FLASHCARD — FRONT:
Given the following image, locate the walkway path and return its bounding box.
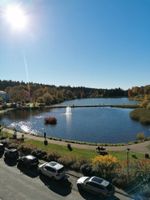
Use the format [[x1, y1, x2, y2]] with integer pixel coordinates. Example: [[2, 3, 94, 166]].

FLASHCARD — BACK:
[[2, 127, 150, 154]]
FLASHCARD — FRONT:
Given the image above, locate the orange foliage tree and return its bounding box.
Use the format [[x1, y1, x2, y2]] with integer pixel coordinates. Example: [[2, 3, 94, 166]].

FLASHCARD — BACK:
[[92, 155, 119, 179]]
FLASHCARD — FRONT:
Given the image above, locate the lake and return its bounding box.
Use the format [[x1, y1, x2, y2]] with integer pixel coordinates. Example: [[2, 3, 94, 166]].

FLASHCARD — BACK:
[[0, 98, 150, 143]]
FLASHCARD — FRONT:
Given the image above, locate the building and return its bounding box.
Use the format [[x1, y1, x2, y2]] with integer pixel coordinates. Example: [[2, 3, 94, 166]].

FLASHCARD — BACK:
[[0, 91, 9, 102]]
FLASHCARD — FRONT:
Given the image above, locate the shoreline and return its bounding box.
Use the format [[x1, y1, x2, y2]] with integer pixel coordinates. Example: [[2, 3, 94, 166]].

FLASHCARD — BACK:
[[20, 104, 140, 109], [1, 126, 150, 153], [0, 125, 141, 146], [0, 108, 16, 114], [0, 102, 139, 112]]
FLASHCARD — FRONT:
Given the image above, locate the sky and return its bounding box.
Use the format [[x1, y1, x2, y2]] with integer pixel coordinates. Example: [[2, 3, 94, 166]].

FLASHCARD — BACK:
[[0, 0, 150, 89]]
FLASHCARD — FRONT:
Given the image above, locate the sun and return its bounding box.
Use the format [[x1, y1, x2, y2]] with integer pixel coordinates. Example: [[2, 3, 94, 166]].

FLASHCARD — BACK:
[[4, 4, 28, 31]]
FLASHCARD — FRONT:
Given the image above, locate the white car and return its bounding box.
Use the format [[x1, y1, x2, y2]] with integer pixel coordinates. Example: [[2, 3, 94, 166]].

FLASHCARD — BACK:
[[77, 176, 115, 197], [39, 161, 66, 180]]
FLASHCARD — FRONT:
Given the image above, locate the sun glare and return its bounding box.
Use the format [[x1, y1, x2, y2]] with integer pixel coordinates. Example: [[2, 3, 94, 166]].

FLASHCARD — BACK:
[[4, 4, 28, 31]]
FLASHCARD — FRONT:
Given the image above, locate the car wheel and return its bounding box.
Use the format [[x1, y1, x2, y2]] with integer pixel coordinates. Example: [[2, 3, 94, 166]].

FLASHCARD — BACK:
[[38, 169, 42, 175], [18, 160, 23, 167]]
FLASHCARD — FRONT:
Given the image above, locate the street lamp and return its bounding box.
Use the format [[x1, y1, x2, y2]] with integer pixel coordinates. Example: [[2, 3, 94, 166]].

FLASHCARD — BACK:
[[126, 148, 130, 182]]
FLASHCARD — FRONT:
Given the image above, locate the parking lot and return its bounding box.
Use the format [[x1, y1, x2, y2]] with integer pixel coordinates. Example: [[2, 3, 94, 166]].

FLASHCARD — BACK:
[[0, 154, 134, 200]]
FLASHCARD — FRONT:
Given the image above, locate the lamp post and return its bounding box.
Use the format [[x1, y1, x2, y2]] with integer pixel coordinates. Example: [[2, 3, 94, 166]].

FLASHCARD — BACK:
[[44, 132, 48, 146], [126, 148, 130, 182]]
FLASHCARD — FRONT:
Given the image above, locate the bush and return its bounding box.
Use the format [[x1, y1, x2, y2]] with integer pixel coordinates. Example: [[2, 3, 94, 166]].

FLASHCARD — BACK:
[[133, 159, 150, 176], [140, 116, 150, 125], [80, 163, 93, 176], [46, 152, 60, 161], [112, 174, 128, 188], [18, 145, 32, 155], [71, 159, 88, 171], [136, 133, 145, 141], [44, 117, 57, 125], [31, 149, 47, 159], [58, 156, 76, 168], [92, 155, 119, 179], [130, 108, 150, 125], [8, 143, 19, 149]]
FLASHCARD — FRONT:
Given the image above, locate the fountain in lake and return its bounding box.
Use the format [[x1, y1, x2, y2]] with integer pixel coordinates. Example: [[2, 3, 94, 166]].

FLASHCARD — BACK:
[[65, 106, 72, 115]]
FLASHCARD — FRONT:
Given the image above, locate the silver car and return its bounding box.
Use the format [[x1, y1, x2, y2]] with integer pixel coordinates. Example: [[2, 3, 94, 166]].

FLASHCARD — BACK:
[[77, 176, 115, 197], [39, 161, 66, 180]]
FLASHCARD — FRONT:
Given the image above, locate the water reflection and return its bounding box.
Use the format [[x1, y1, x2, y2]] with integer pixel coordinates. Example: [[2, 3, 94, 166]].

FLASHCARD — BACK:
[[1, 108, 49, 120], [65, 111, 72, 134], [65, 106, 72, 115]]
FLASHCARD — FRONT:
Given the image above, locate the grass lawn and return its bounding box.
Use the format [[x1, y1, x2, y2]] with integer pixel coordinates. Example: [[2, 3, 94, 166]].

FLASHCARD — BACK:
[[24, 139, 96, 160], [24, 139, 144, 161], [0, 130, 145, 161]]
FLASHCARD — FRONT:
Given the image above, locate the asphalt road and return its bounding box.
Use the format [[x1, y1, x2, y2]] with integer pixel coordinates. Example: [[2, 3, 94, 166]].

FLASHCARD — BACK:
[[0, 158, 133, 200]]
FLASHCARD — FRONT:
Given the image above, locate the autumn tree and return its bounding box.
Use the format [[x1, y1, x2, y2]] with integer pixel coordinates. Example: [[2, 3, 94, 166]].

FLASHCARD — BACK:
[[92, 155, 119, 179]]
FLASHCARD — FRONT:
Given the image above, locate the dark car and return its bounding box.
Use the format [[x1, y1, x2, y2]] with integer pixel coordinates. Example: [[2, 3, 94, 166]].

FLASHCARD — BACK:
[[18, 155, 39, 168], [4, 148, 19, 160], [0, 143, 4, 154]]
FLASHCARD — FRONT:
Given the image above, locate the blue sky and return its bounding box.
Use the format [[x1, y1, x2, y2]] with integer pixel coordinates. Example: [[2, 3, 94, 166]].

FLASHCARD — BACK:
[[0, 0, 150, 89]]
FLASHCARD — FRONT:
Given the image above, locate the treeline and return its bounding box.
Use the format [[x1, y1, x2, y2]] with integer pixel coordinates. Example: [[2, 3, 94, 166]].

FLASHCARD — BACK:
[[128, 85, 150, 108], [129, 85, 150, 125], [0, 80, 127, 104], [128, 85, 150, 99]]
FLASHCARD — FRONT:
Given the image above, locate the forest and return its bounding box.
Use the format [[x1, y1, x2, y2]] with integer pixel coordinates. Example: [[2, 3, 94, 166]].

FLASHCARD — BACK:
[[0, 80, 127, 104], [129, 85, 150, 125], [128, 85, 150, 108]]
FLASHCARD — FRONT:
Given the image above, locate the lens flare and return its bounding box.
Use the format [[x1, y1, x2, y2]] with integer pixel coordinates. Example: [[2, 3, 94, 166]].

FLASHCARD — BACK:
[[4, 4, 28, 31]]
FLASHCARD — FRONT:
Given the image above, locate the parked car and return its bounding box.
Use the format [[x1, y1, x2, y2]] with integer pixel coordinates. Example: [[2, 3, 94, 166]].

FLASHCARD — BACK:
[[18, 155, 39, 168], [0, 143, 4, 154], [39, 161, 66, 180], [4, 148, 19, 160], [77, 176, 115, 197]]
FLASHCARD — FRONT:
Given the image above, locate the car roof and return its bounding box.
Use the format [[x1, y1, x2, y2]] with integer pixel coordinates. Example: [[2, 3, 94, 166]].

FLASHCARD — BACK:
[[6, 148, 17, 152], [24, 155, 37, 160], [46, 161, 64, 170], [89, 176, 110, 187]]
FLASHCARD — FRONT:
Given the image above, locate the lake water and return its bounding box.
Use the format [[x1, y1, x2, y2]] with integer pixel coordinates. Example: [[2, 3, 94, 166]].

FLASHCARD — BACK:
[[0, 98, 150, 143]]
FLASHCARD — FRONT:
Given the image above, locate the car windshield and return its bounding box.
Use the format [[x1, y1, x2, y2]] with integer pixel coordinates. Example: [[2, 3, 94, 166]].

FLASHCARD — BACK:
[[85, 178, 90, 183], [91, 177, 103, 184], [57, 167, 64, 173], [31, 158, 38, 163]]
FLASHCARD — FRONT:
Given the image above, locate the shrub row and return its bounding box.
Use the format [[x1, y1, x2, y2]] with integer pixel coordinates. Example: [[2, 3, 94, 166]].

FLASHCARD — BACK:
[[130, 108, 150, 125], [18, 145, 89, 172]]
